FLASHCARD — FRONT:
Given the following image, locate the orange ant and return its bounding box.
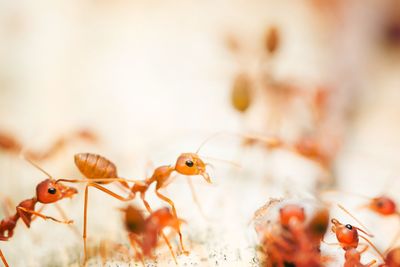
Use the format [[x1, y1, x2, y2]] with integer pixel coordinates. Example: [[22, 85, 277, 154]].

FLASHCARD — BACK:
[[56, 134, 236, 263], [121, 205, 182, 265], [326, 205, 386, 266], [0, 158, 78, 267], [258, 202, 330, 267], [0, 129, 97, 161]]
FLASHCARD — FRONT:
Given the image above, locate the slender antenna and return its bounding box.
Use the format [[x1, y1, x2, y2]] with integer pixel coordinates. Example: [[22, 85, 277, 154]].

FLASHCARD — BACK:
[[337, 204, 373, 237], [200, 155, 241, 168], [20, 153, 52, 178], [359, 235, 385, 262], [195, 132, 225, 154]]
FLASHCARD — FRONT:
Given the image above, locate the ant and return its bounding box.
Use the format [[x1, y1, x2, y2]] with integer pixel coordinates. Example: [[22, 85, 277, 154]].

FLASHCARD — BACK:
[[0, 158, 78, 267], [0, 129, 97, 161], [258, 202, 330, 267], [57, 135, 234, 263], [326, 205, 386, 266], [121, 205, 182, 265]]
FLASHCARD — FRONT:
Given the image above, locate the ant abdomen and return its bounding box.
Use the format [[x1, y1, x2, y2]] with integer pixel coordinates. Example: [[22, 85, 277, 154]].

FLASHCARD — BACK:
[[74, 153, 118, 183]]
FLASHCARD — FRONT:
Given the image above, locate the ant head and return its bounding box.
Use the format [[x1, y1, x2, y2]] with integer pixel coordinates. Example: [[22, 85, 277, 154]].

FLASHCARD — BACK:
[[386, 247, 400, 266], [175, 153, 211, 183], [279, 204, 305, 227], [36, 179, 78, 204], [331, 219, 359, 249], [344, 248, 361, 261], [123, 205, 145, 234], [369, 196, 397, 216]]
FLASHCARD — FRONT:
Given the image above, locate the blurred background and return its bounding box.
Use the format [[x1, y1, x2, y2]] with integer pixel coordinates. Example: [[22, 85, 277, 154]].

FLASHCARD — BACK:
[[1, 0, 400, 266]]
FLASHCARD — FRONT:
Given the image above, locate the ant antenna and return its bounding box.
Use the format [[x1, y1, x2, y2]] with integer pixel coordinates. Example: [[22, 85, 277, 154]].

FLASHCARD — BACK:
[[195, 132, 225, 154], [359, 235, 385, 262], [19, 153, 52, 178], [337, 204, 373, 237], [199, 155, 241, 168]]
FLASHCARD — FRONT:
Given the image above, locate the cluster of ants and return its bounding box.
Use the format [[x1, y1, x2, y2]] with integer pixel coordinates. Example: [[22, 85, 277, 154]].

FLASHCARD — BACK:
[[0, 27, 396, 267], [0, 129, 219, 266], [253, 196, 400, 267]]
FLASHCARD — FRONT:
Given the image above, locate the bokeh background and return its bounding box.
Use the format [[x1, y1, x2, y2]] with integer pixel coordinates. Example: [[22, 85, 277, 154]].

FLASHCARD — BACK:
[[1, 0, 400, 266]]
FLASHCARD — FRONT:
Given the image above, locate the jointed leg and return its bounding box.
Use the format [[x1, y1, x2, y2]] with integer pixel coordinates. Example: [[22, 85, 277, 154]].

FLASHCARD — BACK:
[[129, 234, 145, 266], [83, 183, 134, 264], [54, 203, 80, 238], [0, 249, 9, 267], [186, 177, 208, 219], [31, 205, 45, 222], [141, 194, 177, 264], [155, 189, 188, 255], [17, 207, 72, 224]]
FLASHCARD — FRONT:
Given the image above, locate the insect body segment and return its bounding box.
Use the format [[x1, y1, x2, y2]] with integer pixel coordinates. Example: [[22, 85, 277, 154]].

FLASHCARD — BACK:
[[0, 175, 77, 266]]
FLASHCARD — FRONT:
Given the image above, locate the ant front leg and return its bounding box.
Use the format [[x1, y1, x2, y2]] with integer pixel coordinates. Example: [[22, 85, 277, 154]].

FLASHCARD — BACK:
[[155, 189, 188, 255], [0, 249, 9, 267], [17, 207, 73, 224]]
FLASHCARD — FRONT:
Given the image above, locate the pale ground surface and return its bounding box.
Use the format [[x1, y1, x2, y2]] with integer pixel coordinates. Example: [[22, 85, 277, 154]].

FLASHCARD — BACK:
[[0, 1, 400, 266]]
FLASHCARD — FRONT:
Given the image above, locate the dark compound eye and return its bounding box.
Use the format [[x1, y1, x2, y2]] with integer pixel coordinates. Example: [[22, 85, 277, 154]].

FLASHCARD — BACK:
[[48, 187, 57, 194], [345, 224, 353, 230], [185, 160, 194, 167], [376, 201, 384, 208]]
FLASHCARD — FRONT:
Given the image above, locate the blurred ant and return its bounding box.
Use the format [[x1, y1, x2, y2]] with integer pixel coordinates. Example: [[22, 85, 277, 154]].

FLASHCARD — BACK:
[[381, 247, 400, 267], [0, 158, 78, 267], [0, 129, 97, 161], [257, 202, 330, 267], [121, 205, 182, 265]]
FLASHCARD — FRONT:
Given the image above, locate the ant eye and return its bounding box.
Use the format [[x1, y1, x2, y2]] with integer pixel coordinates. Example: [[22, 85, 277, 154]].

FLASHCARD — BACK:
[[345, 224, 353, 230], [185, 160, 194, 167], [377, 201, 384, 208], [48, 188, 57, 194]]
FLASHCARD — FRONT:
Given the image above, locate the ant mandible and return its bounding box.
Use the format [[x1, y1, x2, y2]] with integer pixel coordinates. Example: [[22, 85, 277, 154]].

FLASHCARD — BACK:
[[0, 158, 77, 267]]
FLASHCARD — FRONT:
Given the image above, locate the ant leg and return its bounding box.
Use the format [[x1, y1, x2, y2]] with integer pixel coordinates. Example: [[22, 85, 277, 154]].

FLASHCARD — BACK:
[[185, 177, 208, 219], [155, 189, 188, 255], [17, 207, 73, 224], [82, 183, 134, 264], [0, 249, 9, 267], [359, 235, 385, 262], [31, 205, 46, 222], [128, 234, 145, 266], [54, 203, 80, 238], [365, 260, 377, 266], [141, 194, 178, 264]]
